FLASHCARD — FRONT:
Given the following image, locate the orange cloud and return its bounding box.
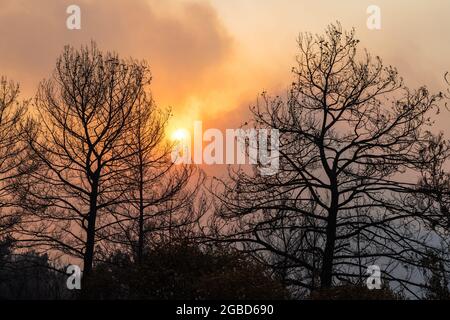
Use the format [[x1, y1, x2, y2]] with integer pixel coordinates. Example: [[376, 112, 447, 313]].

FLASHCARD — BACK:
[[0, 0, 241, 127]]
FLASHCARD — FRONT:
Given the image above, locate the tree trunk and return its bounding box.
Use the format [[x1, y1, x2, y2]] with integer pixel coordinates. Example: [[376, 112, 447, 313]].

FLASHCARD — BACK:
[[320, 184, 338, 289], [137, 182, 144, 264], [83, 177, 99, 282], [137, 148, 145, 264]]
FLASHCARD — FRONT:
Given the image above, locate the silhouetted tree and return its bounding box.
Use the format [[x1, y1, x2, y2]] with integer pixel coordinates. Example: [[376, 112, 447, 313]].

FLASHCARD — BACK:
[[17, 43, 149, 282], [0, 77, 28, 239], [0, 236, 69, 299], [213, 23, 445, 297], [0, 248, 68, 300], [409, 133, 450, 231], [101, 93, 206, 263], [409, 128, 450, 298], [421, 252, 450, 300]]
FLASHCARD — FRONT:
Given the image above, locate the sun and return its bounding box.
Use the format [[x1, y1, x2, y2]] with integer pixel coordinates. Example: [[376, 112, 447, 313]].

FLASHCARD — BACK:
[[171, 128, 189, 141]]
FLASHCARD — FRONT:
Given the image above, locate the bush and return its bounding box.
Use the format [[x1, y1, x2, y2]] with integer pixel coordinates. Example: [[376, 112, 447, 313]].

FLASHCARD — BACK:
[[85, 243, 289, 300]]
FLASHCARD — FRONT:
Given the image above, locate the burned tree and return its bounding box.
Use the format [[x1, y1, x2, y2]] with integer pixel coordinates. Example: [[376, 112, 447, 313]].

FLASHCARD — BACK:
[[0, 77, 27, 239], [17, 43, 149, 279], [214, 23, 445, 297], [101, 93, 205, 263]]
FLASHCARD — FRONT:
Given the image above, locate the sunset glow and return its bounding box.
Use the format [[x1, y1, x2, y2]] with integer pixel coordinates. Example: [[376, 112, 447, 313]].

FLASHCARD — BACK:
[[1, 0, 450, 306], [171, 128, 190, 141]]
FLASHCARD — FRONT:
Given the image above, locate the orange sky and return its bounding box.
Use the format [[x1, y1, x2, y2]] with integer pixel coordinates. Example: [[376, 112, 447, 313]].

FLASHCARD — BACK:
[[1, 0, 450, 138]]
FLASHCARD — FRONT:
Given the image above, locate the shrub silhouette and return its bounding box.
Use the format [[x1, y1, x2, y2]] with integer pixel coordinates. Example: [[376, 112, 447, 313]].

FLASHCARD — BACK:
[[85, 243, 288, 300]]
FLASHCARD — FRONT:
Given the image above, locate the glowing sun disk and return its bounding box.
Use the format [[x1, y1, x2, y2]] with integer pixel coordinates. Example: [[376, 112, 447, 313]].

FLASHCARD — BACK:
[[171, 128, 189, 141]]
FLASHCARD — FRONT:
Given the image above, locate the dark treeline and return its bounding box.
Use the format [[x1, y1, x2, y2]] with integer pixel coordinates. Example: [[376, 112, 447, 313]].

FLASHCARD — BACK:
[[0, 23, 449, 300]]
